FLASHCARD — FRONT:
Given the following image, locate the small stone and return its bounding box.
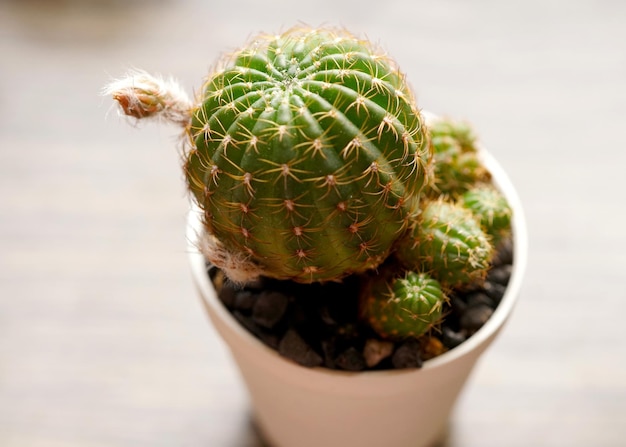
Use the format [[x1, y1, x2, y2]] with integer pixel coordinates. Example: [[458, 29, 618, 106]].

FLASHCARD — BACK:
[[392, 339, 423, 369], [421, 336, 447, 360], [232, 311, 280, 349], [334, 347, 367, 371], [252, 291, 289, 329], [441, 327, 466, 349], [278, 329, 323, 367], [487, 264, 512, 286], [449, 294, 468, 315], [459, 304, 494, 334], [233, 290, 256, 312], [317, 304, 338, 326], [465, 292, 495, 308], [493, 238, 513, 265], [321, 337, 338, 369], [218, 281, 237, 309], [363, 338, 395, 368], [482, 281, 507, 303]]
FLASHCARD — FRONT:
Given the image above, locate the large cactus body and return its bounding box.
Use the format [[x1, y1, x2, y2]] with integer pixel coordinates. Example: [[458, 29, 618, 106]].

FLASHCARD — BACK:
[[185, 28, 431, 283]]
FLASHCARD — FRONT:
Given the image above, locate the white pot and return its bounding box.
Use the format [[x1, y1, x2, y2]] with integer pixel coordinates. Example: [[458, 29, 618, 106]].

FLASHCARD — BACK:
[[187, 150, 528, 447]]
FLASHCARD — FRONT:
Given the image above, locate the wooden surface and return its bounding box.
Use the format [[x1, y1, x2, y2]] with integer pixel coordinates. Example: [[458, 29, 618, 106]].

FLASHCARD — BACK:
[[1, 0, 625, 446]]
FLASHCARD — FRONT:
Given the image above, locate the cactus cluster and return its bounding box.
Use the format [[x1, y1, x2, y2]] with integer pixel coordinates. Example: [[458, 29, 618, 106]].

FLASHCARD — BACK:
[[106, 26, 512, 345]]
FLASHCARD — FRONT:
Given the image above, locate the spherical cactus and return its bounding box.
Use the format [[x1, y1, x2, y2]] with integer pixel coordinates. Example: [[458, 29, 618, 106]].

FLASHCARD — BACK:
[[183, 27, 432, 283], [428, 116, 477, 152], [360, 271, 446, 340], [395, 199, 494, 288], [460, 184, 512, 244], [423, 116, 489, 198]]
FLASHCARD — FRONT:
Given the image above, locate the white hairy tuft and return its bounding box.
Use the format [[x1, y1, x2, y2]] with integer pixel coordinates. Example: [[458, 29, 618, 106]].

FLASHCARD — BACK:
[[198, 231, 265, 285], [104, 69, 192, 127]]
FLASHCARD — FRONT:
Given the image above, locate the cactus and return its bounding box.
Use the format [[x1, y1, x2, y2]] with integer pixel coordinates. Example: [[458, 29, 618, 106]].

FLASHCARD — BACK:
[[360, 271, 446, 340], [395, 199, 494, 288], [428, 116, 477, 153], [105, 26, 513, 348], [460, 184, 512, 243], [183, 27, 432, 283], [424, 116, 489, 198]]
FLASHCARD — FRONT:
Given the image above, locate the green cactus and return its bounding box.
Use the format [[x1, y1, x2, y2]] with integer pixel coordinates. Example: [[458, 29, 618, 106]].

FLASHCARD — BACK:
[[361, 271, 446, 340], [395, 199, 494, 288], [106, 26, 514, 347], [425, 117, 489, 198], [429, 117, 477, 152], [460, 184, 512, 244], [182, 27, 431, 283]]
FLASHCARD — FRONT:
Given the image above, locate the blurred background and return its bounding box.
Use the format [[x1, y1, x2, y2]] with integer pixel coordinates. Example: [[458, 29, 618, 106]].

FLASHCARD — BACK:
[[1, 0, 625, 445]]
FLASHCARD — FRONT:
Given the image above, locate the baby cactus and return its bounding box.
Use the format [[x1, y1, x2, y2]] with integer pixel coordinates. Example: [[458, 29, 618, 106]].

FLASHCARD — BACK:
[[395, 199, 494, 288], [460, 184, 512, 243], [361, 271, 446, 340], [428, 116, 477, 153], [424, 116, 489, 198]]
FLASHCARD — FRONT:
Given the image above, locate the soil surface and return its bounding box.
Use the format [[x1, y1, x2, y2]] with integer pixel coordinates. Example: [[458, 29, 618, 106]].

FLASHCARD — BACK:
[[209, 239, 513, 371]]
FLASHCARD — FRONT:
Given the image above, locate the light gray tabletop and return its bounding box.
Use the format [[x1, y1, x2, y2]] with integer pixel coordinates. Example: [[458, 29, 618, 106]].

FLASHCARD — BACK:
[[1, 0, 625, 446]]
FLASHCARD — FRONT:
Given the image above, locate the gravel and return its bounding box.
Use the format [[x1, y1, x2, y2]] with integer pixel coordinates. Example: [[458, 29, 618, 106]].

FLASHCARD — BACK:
[[211, 241, 514, 371]]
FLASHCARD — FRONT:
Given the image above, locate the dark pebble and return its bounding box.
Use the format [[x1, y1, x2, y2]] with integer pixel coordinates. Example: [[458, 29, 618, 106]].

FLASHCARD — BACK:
[[278, 329, 324, 368], [465, 292, 496, 309], [441, 327, 467, 349], [392, 339, 423, 369], [334, 346, 367, 371], [482, 281, 507, 303], [321, 337, 338, 369], [218, 282, 237, 309], [487, 264, 512, 286], [233, 290, 256, 312], [252, 291, 289, 329], [317, 304, 338, 326], [459, 304, 494, 334], [494, 239, 513, 265], [446, 293, 468, 330], [232, 311, 280, 350]]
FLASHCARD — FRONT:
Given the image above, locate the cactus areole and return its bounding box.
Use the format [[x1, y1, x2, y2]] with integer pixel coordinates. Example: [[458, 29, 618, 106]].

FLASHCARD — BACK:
[[183, 28, 431, 283]]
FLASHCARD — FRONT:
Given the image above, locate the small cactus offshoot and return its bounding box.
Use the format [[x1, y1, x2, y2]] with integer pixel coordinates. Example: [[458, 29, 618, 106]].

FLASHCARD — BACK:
[[424, 116, 489, 198], [105, 25, 514, 347], [460, 184, 512, 244], [361, 271, 446, 340], [395, 199, 494, 288]]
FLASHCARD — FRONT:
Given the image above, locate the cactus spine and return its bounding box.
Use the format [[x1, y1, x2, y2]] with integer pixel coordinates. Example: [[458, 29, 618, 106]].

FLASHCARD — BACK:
[[184, 28, 431, 283]]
